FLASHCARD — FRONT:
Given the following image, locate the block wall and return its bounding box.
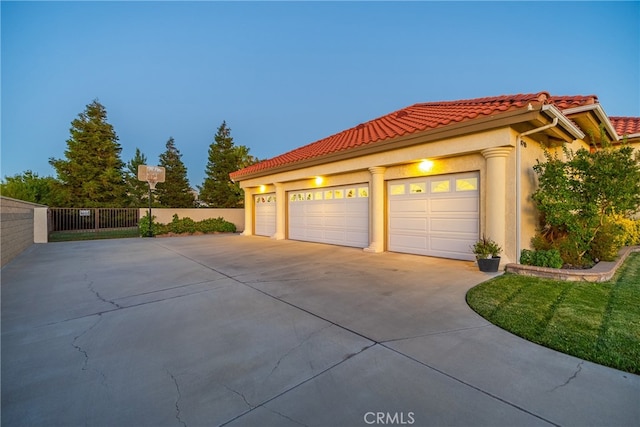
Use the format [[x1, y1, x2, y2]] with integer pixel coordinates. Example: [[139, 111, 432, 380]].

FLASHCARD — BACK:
[[1, 197, 45, 267]]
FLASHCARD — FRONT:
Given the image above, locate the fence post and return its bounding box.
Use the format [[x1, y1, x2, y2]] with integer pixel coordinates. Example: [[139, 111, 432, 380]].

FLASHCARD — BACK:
[[95, 208, 99, 234], [33, 207, 49, 243]]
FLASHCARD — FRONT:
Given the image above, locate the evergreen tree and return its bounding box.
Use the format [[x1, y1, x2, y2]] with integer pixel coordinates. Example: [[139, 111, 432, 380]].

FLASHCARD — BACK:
[[155, 137, 194, 208], [200, 121, 257, 207], [125, 148, 149, 207], [49, 100, 127, 207]]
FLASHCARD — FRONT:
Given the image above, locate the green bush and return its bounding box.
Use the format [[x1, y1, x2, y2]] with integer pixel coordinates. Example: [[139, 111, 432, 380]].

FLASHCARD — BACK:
[[589, 219, 625, 262], [198, 217, 237, 233], [612, 216, 640, 246], [520, 249, 564, 268], [139, 214, 236, 236], [168, 214, 197, 234], [138, 214, 167, 237]]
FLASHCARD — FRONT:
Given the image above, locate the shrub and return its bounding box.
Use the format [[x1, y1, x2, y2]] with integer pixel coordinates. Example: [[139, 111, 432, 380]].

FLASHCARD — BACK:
[[611, 216, 640, 246], [138, 214, 168, 237], [520, 249, 563, 269], [199, 217, 237, 233], [531, 131, 640, 266], [168, 214, 197, 234], [589, 219, 625, 262], [139, 214, 236, 236]]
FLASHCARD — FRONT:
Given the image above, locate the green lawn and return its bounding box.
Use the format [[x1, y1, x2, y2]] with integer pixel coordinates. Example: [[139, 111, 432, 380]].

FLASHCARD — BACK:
[[49, 228, 140, 242], [466, 252, 640, 374]]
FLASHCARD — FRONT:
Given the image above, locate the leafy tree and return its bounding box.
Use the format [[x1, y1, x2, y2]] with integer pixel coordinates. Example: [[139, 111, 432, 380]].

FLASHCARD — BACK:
[[199, 121, 258, 207], [532, 129, 640, 266], [155, 137, 194, 208], [0, 170, 64, 205], [125, 148, 149, 207], [49, 100, 128, 207]]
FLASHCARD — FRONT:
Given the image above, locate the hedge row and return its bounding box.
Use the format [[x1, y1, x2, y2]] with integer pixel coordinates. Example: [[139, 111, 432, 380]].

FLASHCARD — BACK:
[[139, 214, 236, 236]]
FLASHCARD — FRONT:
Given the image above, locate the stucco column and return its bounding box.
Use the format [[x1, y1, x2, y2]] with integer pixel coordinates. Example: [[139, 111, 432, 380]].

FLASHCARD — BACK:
[[481, 147, 512, 264], [364, 166, 386, 253], [241, 187, 254, 236], [273, 183, 286, 240]]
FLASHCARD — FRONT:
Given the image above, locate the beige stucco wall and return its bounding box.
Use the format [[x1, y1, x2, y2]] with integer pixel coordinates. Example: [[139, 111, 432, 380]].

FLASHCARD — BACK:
[[1, 197, 47, 267], [239, 119, 639, 264], [246, 127, 518, 259], [139, 208, 245, 232]]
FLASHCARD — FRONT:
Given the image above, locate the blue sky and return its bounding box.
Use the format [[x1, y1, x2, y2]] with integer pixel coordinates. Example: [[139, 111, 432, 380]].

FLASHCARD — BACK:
[[2, 1, 639, 189]]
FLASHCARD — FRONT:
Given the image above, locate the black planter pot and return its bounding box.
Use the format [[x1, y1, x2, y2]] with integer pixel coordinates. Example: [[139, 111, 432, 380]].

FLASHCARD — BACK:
[[477, 257, 501, 272]]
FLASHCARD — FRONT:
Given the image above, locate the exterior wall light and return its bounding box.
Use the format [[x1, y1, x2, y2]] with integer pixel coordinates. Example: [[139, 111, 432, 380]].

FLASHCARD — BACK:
[[259, 185, 266, 193], [419, 160, 434, 173], [315, 176, 324, 186]]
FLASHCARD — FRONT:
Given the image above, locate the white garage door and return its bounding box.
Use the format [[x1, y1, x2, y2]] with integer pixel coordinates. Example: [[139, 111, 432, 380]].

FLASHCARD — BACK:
[[288, 185, 369, 248], [255, 193, 276, 237], [388, 172, 479, 260]]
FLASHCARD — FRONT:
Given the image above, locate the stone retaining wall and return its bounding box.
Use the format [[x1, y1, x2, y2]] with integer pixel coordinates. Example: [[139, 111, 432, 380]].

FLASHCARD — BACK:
[[505, 246, 640, 282]]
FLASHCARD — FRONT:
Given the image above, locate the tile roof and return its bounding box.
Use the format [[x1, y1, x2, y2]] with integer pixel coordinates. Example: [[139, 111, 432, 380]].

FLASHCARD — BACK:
[[610, 117, 640, 136], [230, 92, 601, 180]]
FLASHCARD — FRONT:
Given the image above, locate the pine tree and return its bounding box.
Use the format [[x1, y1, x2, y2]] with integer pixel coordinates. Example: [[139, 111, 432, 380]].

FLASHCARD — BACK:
[[200, 121, 257, 208], [49, 100, 127, 207], [125, 148, 149, 207], [155, 137, 194, 208]]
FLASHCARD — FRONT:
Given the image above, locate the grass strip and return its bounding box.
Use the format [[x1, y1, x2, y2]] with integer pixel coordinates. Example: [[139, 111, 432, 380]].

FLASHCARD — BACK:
[[466, 253, 640, 374], [49, 228, 139, 242]]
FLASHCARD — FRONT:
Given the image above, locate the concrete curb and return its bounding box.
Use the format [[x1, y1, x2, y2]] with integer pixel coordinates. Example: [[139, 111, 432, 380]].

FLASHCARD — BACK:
[[505, 245, 640, 282]]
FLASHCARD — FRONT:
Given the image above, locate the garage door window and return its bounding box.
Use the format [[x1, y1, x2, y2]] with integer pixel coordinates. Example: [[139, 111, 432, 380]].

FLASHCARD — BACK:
[[456, 177, 478, 191], [431, 180, 450, 193]]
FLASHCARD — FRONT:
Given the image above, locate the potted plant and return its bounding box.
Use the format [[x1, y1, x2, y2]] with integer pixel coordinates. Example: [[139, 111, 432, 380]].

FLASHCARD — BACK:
[[471, 235, 502, 272]]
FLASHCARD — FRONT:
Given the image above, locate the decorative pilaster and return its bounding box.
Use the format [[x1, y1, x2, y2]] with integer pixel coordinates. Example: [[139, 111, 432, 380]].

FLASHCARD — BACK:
[[364, 166, 386, 253], [481, 147, 512, 264], [272, 183, 286, 240], [241, 187, 254, 236]]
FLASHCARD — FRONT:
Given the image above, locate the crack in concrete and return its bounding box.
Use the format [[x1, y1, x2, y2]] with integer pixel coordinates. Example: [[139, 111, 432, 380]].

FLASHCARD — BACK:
[[550, 361, 584, 392], [72, 315, 103, 371], [265, 324, 333, 380], [223, 384, 253, 409], [270, 409, 309, 427], [85, 274, 121, 309], [167, 370, 187, 427]]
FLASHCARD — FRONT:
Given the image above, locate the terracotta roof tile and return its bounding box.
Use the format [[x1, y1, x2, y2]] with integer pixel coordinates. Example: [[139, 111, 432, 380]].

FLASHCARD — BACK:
[[610, 117, 640, 136], [230, 92, 603, 180]]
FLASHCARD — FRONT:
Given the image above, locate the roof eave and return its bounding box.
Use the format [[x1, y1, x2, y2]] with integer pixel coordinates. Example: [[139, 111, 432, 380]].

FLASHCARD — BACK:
[[232, 106, 556, 182], [561, 104, 618, 141]]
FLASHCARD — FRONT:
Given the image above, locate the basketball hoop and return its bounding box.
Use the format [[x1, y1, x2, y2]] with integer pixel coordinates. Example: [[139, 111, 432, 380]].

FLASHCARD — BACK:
[[138, 165, 165, 190], [137, 165, 166, 237]]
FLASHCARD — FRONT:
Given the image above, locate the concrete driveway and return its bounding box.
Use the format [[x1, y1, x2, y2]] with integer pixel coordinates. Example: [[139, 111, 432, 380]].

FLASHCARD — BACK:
[[2, 235, 638, 426]]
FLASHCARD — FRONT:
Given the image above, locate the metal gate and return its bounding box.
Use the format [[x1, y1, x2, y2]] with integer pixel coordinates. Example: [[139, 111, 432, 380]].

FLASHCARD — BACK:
[[49, 208, 140, 235]]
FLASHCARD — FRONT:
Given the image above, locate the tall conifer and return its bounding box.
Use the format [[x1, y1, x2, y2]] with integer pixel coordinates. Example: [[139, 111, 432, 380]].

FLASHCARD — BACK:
[[49, 100, 127, 207], [200, 121, 256, 207], [155, 137, 194, 208]]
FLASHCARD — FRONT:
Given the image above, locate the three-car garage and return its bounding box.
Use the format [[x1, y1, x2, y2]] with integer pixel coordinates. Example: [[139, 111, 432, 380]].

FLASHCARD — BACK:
[[253, 173, 479, 261]]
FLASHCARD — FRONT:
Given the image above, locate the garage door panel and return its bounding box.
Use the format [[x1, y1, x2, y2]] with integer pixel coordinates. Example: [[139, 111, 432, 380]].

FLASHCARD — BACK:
[[288, 184, 369, 248], [390, 217, 428, 232], [389, 234, 428, 251], [324, 216, 346, 227], [430, 237, 476, 261], [344, 217, 368, 229], [431, 197, 478, 213], [390, 199, 428, 214], [430, 218, 478, 233], [388, 173, 479, 260]]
